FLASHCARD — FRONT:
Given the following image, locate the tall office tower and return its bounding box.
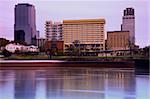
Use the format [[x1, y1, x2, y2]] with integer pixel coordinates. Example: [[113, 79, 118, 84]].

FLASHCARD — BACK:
[[45, 21, 63, 41], [121, 8, 135, 44], [14, 3, 38, 45], [63, 19, 105, 54]]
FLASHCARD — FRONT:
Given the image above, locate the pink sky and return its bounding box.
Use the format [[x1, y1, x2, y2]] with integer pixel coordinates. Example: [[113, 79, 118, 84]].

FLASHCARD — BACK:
[[0, 0, 149, 48]]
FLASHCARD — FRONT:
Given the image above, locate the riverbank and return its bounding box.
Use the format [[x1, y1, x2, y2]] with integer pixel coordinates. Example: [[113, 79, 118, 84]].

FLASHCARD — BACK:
[[1, 59, 149, 75], [0, 60, 134, 68]]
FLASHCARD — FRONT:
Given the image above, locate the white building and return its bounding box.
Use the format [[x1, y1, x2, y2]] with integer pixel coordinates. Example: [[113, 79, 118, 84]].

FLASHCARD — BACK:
[[5, 43, 39, 53], [26, 45, 39, 52], [45, 21, 63, 41], [5, 43, 26, 53]]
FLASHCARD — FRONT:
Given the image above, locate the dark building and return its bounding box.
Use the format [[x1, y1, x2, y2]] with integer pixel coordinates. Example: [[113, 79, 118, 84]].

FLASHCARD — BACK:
[[14, 3, 39, 45], [45, 41, 64, 53], [14, 30, 25, 42], [36, 38, 46, 52]]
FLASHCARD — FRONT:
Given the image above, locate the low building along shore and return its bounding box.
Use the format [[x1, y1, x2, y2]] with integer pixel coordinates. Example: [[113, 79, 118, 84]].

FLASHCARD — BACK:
[[5, 43, 39, 53]]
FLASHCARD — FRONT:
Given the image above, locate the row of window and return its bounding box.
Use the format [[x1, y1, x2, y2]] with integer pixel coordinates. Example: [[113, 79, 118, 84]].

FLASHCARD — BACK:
[[64, 33, 104, 36], [63, 30, 104, 32], [123, 17, 134, 19], [63, 27, 104, 29], [65, 39, 103, 42], [45, 31, 62, 33]]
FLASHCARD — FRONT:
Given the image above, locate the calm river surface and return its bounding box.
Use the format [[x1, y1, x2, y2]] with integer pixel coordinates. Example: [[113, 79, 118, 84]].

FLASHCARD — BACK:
[[0, 67, 149, 99]]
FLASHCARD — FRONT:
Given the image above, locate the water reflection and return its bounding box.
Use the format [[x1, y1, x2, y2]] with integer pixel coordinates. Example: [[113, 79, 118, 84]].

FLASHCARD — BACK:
[[0, 70, 15, 99], [0, 68, 149, 99], [15, 70, 36, 99]]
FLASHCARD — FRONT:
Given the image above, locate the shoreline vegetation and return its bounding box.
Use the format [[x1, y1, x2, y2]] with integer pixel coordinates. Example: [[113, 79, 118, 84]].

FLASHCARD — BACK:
[[1, 54, 149, 61]]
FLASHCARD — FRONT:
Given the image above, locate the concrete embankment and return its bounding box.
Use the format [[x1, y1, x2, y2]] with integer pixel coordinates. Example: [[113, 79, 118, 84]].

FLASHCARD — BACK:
[[0, 60, 134, 68]]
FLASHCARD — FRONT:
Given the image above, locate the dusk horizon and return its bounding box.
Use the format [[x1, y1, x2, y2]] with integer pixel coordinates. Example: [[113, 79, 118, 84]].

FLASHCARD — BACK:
[[0, 0, 150, 48]]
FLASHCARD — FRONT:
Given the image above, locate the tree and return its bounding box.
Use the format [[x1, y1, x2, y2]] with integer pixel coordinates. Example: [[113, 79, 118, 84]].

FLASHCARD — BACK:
[[143, 46, 150, 58], [105, 40, 108, 60], [127, 38, 135, 58], [51, 47, 58, 56], [2, 49, 11, 57], [72, 40, 81, 56], [10, 40, 27, 46], [0, 38, 9, 47], [67, 44, 74, 56], [46, 49, 52, 59], [14, 48, 20, 54], [39, 46, 45, 52]]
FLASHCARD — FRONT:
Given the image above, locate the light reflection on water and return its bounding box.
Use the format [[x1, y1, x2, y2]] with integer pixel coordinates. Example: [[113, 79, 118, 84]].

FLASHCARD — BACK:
[[0, 68, 149, 99]]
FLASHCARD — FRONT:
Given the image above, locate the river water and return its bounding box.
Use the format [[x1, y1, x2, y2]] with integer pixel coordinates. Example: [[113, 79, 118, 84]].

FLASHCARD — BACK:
[[0, 67, 149, 99]]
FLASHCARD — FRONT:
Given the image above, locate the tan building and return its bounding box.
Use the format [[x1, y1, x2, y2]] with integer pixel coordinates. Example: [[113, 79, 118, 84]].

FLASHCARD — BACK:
[[107, 31, 130, 50], [63, 18, 105, 54]]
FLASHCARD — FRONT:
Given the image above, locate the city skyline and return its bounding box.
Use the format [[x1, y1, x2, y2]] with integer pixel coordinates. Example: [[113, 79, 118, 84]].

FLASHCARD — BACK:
[[0, 0, 149, 48]]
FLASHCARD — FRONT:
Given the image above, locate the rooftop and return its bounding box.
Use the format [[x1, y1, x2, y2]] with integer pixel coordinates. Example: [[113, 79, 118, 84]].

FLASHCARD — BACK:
[[63, 18, 105, 24], [107, 31, 130, 33], [16, 3, 33, 7]]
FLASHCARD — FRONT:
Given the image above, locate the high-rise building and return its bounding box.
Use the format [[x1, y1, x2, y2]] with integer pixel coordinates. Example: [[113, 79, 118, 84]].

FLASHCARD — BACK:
[[63, 19, 105, 54], [45, 21, 63, 41], [107, 31, 130, 50], [14, 3, 38, 45], [36, 38, 46, 51], [121, 8, 135, 44]]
